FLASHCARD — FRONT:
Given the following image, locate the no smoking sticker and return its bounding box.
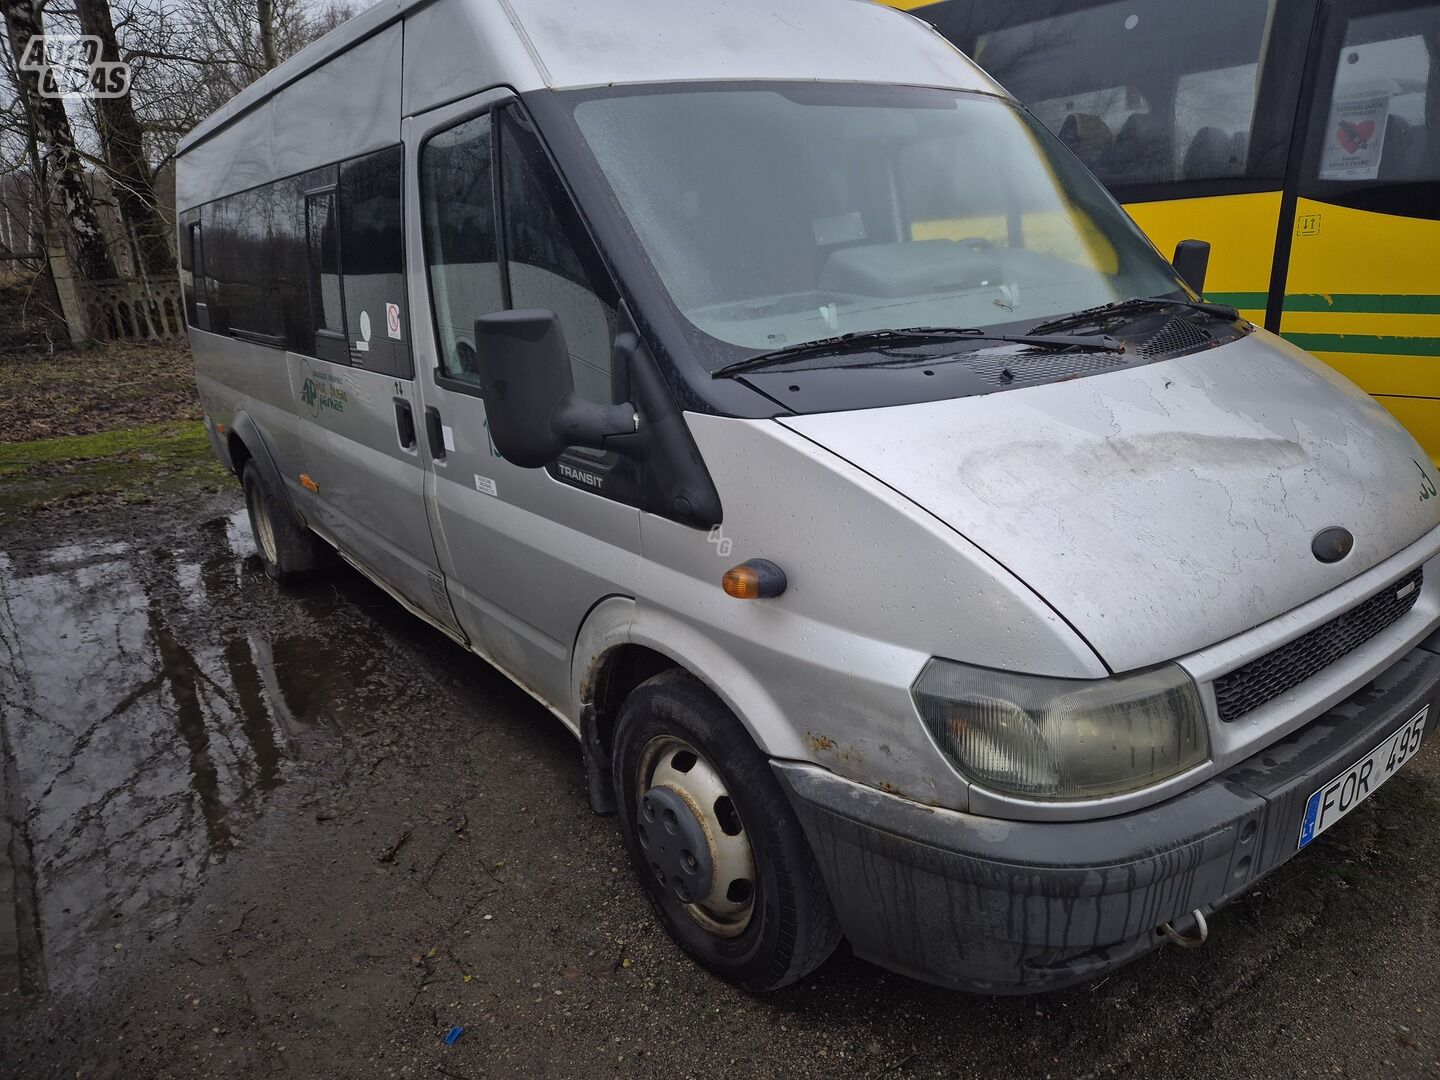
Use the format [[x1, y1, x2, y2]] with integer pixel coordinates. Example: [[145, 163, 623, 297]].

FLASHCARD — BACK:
[[386, 302, 402, 340]]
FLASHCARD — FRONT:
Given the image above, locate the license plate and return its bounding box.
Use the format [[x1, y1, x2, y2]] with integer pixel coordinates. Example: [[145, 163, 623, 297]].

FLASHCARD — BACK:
[[1298, 705, 1428, 849]]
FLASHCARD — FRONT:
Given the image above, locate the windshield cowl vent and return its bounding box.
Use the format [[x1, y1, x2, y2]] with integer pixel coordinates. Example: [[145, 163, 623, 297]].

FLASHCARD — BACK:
[[1138, 315, 1215, 360], [968, 351, 1127, 388]]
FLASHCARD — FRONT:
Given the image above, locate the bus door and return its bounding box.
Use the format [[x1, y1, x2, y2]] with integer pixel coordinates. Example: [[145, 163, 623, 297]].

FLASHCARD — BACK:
[[1280, 0, 1440, 461]]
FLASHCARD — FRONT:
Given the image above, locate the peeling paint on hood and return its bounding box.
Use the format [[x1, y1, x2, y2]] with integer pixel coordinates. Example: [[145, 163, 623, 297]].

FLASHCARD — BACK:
[[780, 331, 1440, 673]]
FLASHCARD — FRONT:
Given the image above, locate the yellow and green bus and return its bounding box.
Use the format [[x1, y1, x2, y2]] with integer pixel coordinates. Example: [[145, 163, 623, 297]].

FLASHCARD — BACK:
[[886, 0, 1440, 460]]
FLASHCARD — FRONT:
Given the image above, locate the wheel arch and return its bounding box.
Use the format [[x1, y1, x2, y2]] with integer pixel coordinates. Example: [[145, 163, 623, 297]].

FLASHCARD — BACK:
[[573, 596, 809, 813], [229, 411, 304, 529]]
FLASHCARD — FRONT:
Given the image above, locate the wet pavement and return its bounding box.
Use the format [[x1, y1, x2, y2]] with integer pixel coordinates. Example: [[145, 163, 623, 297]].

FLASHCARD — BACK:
[[0, 508, 395, 1001], [1, 487, 1439, 1079]]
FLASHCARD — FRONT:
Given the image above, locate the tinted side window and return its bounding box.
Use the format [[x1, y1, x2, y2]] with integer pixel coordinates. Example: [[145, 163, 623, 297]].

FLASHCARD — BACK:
[[207, 184, 283, 341], [272, 174, 311, 354], [304, 188, 348, 364], [420, 113, 502, 384], [338, 145, 411, 377], [498, 107, 618, 404], [179, 210, 203, 327]]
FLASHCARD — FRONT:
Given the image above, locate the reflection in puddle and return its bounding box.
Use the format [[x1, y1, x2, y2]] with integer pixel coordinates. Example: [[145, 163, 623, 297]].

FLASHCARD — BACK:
[[0, 509, 373, 1001]]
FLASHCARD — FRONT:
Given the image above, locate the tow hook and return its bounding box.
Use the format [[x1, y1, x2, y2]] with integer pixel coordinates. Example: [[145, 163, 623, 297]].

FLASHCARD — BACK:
[[1159, 909, 1209, 949]]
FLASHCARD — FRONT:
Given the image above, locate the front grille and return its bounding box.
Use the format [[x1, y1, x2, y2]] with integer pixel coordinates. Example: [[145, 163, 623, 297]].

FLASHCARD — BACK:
[[1213, 567, 1423, 722]]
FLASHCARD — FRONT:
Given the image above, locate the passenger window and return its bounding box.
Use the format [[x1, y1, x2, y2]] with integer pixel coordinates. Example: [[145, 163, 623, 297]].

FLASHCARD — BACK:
[[337, 145, 412, 378], [498, 106, 619, 405], [306, 192, 344, 333], [420, 113, 502, 384], [180, 215, 204, 327], [1174, 62, 1260, 179], [204, 186, 284, 340], [1315, 7, 1440, 185], [976, 0, 1277, 187]]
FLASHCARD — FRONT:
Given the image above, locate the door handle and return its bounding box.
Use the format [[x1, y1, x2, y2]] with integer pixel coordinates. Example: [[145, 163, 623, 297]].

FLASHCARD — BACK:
[[394, 398, 417, 449], [425, 406, 446, 460]]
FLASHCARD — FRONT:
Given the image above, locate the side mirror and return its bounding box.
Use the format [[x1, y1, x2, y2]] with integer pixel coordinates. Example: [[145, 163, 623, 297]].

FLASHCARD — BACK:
[[1172, 239, 1210, 296], [474, 308, 635, 469]]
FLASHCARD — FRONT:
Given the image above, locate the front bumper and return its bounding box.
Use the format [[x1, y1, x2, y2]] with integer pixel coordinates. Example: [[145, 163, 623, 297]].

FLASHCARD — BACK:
[[774, 645, 1440, 994]]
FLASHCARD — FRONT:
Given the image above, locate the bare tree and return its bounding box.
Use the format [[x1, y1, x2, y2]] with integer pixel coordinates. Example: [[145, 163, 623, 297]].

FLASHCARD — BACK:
[[256, 0, 277, 71], [74, 0, 172, 276], [1, 0, 116, 281]]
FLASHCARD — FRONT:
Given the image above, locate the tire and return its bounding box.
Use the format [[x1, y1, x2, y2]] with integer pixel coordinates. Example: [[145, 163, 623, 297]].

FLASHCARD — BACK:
[[241, 460, 319, 584], [612, 669, 842, 991]]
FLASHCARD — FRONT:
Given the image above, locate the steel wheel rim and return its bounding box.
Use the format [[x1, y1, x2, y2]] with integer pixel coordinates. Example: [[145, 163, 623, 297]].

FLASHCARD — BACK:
[[248, 484, 278, 566], [637, 735, 757, 937]]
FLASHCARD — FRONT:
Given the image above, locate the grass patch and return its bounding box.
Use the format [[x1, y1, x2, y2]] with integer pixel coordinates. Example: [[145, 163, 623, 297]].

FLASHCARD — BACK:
[[0, 419, 229, 523]]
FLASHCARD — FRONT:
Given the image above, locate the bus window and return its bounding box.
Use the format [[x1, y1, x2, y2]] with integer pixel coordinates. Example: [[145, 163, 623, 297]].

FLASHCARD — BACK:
[[1314, 6, 1439, 186], [971, 0, 1278, 189]]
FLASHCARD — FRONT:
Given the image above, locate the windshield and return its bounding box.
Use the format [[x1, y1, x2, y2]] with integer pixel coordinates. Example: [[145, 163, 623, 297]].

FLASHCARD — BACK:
[[568, 82, 1184, 368]]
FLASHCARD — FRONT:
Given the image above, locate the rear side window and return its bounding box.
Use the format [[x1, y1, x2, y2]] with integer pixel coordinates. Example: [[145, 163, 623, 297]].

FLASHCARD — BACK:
[[302, 188, 347, 364], [420, 113, 503, 384], [203, 185, 284, 342], [179, 211, 205, 328], [183, 146, 412, 375], [338, 145, 411, 377]]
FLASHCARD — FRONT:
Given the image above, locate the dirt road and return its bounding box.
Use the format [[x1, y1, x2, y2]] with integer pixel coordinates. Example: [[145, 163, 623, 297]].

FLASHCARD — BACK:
[[2, 488, 1438, 1079]]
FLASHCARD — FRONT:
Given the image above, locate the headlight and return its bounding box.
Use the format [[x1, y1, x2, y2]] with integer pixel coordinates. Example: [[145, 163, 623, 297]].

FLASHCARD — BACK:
[[911, 659, 1209, 800]]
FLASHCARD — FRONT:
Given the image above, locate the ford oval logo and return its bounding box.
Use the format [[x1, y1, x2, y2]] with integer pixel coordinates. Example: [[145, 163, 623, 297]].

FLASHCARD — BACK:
[[1312, 526, 1354, 564]]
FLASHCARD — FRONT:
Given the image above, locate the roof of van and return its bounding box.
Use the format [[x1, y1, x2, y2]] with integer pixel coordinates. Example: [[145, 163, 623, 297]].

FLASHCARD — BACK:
[[177, 0, 1000, 156]]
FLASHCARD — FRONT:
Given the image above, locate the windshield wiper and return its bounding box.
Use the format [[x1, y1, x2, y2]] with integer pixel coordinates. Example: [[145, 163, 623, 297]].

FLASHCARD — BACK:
[[1029, 295, 1240, 336], [711, 326, 1123, 379]]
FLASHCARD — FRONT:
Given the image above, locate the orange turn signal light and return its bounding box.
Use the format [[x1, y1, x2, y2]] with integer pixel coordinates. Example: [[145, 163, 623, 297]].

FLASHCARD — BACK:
[[299, 473, 319, 493], [722, 559, 787, 600]]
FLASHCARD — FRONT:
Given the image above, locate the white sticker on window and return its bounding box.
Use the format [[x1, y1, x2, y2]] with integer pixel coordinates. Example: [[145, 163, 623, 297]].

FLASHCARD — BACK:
[[442, 424, 455, 453], [353, 340, 369, 352], [386, 302, 401, 340], [474, 474, 498, 497], [360, 309, 372, 342], [1319, 93, 1391, 181]]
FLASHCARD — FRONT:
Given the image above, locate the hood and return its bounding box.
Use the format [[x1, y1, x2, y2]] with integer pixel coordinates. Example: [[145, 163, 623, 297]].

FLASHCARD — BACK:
[[779, 332, 1440, 673]]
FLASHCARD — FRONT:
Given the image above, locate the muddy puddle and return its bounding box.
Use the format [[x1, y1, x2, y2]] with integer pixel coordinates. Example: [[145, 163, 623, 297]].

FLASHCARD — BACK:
[[0, 506, 382, 1002]]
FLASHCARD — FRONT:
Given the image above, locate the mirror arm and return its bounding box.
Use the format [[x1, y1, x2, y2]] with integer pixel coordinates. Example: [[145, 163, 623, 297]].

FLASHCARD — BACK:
[[552, 396, 637, 452]]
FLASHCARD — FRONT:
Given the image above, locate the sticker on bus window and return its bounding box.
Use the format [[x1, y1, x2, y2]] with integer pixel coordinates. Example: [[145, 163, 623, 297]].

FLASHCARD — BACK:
[[386, 302, 401, 340], [1320, 93, 1390, 181]]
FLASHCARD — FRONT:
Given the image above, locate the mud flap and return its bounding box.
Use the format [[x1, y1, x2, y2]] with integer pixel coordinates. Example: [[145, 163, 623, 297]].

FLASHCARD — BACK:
[[580, 703, 616, 815]]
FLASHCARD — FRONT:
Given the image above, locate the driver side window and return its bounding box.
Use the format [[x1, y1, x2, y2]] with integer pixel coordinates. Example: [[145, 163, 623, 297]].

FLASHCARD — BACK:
[[420, 113, 502, 383], [420, 106, 619, 401]]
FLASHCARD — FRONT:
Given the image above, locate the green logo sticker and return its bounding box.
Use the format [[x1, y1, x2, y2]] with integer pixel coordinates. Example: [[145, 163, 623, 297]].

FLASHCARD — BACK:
[[300, 364, 348, 417]]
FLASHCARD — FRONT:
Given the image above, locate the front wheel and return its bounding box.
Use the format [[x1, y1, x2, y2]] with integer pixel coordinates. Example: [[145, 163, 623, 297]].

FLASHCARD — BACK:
[[241, 461, 318, 584], [612, 669, 841, 991]]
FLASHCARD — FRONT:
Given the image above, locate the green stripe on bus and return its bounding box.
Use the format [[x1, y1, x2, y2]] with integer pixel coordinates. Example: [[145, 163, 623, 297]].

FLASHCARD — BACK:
[[1207, 292, 1440, 315], [1283, 294, 1440, 314], [1282, 333, 1440, 357], [1207, 292, 1270, 310]]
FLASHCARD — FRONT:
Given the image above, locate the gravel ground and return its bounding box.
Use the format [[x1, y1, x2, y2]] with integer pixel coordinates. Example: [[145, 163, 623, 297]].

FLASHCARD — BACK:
[[1, 487, 1438, 1080]]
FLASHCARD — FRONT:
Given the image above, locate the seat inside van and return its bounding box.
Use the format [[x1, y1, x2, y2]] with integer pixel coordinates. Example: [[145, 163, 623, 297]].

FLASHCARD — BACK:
[[1058, 112, 1114, 171], [1183, 126, 1248, 179]]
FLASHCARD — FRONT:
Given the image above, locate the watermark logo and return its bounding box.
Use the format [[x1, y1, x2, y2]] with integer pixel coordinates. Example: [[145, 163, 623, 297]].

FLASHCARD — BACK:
[[706, 525, 733, 558], [18, 35, 131, 99]]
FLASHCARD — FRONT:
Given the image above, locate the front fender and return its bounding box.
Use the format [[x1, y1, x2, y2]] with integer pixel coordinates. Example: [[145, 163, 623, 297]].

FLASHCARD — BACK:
[[572, 595, 809, 762]]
